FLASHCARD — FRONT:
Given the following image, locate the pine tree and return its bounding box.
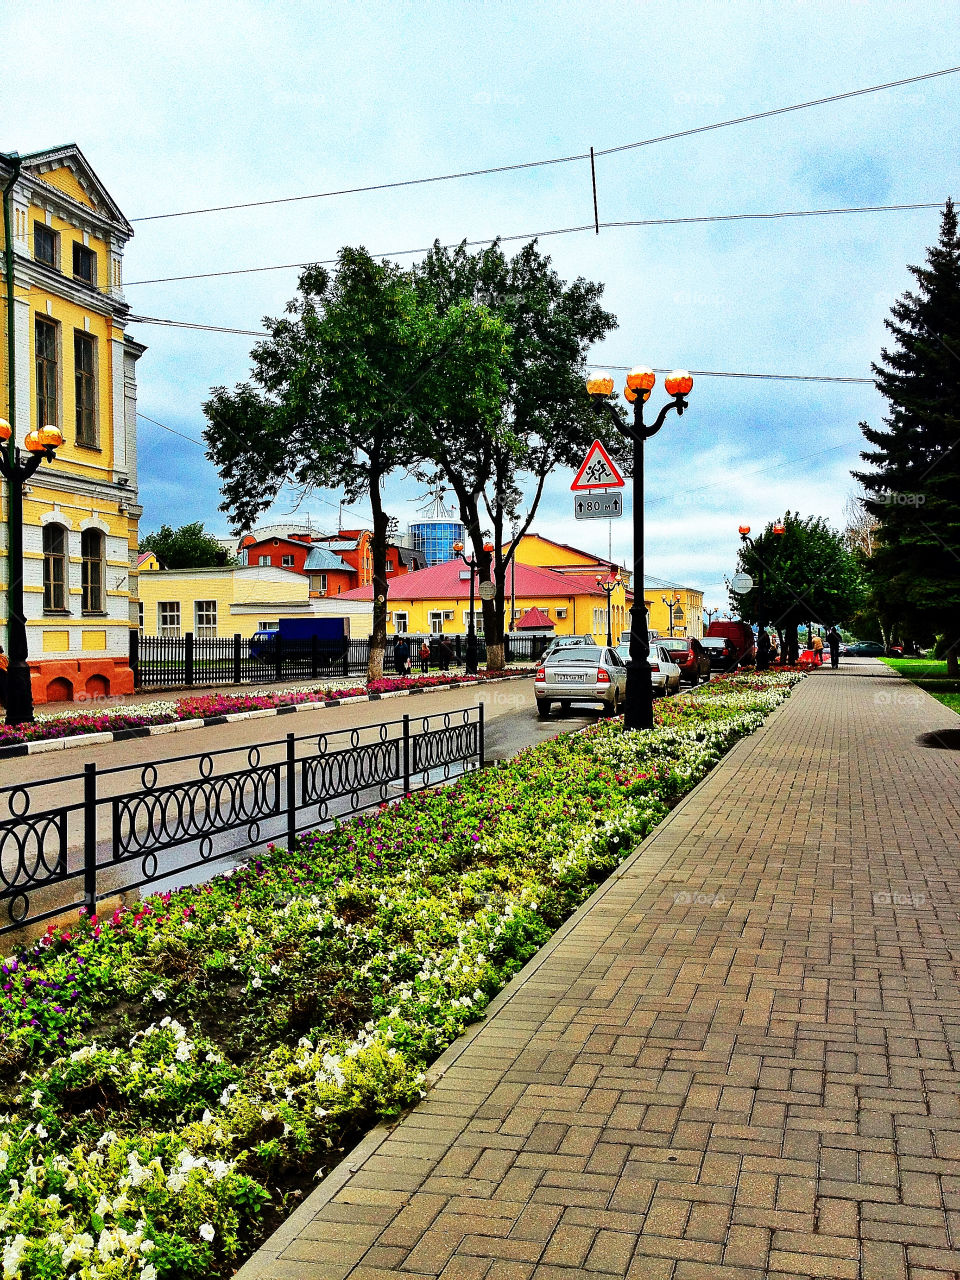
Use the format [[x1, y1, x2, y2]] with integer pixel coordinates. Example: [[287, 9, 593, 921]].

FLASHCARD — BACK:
[[855, 199, 960, 674]]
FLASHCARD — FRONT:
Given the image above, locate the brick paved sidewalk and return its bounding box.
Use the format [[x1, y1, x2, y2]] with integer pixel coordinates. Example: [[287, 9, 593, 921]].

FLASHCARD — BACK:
[[237, 660, 960, 1280]]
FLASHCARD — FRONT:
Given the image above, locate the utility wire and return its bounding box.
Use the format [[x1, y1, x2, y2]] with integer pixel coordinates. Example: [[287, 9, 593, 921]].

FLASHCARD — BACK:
[[128, 316, 873, 384], [129, 66, 960, 223], [123, 200, 944, 286]]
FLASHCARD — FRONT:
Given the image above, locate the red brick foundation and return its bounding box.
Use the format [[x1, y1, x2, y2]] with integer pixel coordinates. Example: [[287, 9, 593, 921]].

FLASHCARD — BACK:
[[29, 658, 135, 705]]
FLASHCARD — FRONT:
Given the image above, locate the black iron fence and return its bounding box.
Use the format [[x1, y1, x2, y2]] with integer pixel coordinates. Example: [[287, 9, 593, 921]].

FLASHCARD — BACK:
[[0, 706, 483, 936], [131, 631, 548, 690]]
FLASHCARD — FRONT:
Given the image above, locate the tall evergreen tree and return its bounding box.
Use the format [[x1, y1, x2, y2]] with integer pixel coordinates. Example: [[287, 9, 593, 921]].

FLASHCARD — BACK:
[[855, 200, 960, 674]]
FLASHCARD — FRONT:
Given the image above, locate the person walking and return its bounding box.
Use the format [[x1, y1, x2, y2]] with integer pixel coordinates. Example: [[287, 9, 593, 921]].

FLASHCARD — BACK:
[[437, 638, 453, 672], [811, 633, 825, 666], [826, 626, 841, 669], [393, 636, 411, 677], [419, 641, 431, 673]]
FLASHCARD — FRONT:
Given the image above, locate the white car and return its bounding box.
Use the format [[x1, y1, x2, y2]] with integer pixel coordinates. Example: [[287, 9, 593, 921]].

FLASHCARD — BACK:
[[615, 642, 681, 696]]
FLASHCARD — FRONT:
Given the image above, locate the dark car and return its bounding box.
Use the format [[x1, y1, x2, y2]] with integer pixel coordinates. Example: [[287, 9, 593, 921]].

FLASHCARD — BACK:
[[661, 637, 711, 685], [845, 641, 886, 657], [700, 635, 737, 674]]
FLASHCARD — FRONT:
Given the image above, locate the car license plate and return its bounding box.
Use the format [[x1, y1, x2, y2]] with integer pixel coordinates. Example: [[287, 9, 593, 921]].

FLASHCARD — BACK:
[[558, 673, 588, 683]]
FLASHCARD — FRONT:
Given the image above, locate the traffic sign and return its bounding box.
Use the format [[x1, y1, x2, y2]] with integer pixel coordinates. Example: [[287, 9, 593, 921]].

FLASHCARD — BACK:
[[731, 572, 754, 594], [571, 439, 625, 490], [575, 492, 623, 520], [478, 581, 496, 600]]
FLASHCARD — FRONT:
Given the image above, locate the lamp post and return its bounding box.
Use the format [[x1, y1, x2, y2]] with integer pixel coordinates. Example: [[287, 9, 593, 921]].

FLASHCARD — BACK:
[[587, 366, 693, 730], [737, 522, 785, 671], [595, 571, 622, 648], [0, 421, 64, 725], [704, 606, 719, 627], [662, 594, 682, 638], [452, 540, 492, 676]]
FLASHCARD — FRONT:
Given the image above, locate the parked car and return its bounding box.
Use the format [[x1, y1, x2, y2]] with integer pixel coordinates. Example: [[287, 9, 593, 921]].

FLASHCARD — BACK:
[[534, 645, 626, 718], [845, 641, 886, 657], [705, 620, 756, 667], [700, 635, 737, 675], [660, 637, 711, 685], [541, 634, 600, 660], [615, 642, 681, 696]]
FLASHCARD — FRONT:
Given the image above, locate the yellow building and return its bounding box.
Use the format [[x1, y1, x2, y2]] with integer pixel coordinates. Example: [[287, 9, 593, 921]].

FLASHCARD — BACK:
[[340, 557, 629, 639], [138, 566, 373, 639], [1, 145, 144, 703], [508, 534, 703, 640]]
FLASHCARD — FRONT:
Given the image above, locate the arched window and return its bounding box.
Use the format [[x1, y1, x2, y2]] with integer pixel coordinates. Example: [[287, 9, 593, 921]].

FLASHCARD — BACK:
[[43, 524, 67, 611], [81, 529, 104, 613]]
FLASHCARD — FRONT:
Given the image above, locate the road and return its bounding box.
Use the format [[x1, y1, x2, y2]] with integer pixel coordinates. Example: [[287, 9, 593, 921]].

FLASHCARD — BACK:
[[1, 678, 603, 935]]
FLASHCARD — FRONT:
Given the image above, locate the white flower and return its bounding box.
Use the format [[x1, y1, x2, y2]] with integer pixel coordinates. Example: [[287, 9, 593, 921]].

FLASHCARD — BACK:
[[175, 1041, 191, 1062], [251, 976, 262, 989], [151, 988, 166, 1001], [141, 1266, 158, 1280], [199, 1223, 215, 1243]]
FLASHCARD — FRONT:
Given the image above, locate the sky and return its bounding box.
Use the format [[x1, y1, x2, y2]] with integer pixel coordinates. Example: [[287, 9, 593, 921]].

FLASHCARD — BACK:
[[3, 0, 959, 613]]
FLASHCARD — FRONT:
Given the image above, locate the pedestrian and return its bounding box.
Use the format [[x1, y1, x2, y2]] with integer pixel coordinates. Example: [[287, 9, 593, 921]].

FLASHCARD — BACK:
[[419, 641, 431, 673], [393, 636, 411, 677], [811, 633, 824, 666], [438, 638, 453, 672], [826, 625, 841, 669], [0, 645, 7, 709], [768, 633, 779, 663]]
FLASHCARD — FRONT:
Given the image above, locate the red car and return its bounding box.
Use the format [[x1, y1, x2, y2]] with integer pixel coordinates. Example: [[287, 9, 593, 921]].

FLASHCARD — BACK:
[[705, 620, 757, 667], [661, 637, 711, 685]]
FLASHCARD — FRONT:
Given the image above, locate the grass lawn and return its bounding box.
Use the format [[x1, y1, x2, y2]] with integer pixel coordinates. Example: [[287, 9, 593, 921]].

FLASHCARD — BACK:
[[881, 657, 960, 712], [0, 671, 804, 1280]]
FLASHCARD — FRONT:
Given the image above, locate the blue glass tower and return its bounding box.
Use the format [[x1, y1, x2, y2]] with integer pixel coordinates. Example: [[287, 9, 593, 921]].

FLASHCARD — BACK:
[[408, 491, 465, 566]]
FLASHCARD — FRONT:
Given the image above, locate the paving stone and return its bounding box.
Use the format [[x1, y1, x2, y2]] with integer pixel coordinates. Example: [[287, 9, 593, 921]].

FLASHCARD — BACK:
[[231, 666, 960, 1280]]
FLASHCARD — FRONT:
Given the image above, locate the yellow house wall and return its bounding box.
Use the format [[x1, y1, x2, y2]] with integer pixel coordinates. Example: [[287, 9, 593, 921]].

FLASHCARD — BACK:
[[385, 585, 628, 638], [138, 571, 312, 637], [36, 167, 96, 209]]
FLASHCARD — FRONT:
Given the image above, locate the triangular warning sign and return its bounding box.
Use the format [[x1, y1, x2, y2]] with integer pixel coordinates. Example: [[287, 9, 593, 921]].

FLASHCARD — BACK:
[[570, 439, 625, 490]]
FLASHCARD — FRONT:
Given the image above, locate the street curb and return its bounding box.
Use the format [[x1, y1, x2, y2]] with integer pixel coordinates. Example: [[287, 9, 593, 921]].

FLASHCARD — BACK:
[[0, 673, 534, 761]]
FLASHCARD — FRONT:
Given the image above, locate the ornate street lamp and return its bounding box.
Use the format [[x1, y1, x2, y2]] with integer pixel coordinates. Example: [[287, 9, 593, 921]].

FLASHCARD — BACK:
[[587, 366, 693, 730], [452, 540, 493, 676], [661, 593, 682, 638], [738, 521, 785, 670], [595, 571, 622, 648], [0, 419, 64, 724]]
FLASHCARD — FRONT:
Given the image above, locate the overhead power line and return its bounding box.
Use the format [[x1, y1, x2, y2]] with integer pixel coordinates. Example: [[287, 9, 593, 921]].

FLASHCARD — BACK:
[[124, 199, 944, 287], [128, 320, 873, 384], [129, 65, 960, 223]]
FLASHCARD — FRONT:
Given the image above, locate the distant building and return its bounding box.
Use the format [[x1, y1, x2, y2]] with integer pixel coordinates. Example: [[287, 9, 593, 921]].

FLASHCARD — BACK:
[[408, 491, 465, 567], [507, 534, 703, 640], [237, 526, 424, 598], [137, 564, 372, 639]]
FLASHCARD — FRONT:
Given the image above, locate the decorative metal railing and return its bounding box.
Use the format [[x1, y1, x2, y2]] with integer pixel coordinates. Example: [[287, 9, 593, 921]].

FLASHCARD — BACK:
[[0, 706, 483, 936], [131, 632, 546, 690]]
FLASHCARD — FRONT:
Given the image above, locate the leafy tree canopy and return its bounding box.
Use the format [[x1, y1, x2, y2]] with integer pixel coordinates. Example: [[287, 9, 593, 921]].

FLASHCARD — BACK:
[[734, 513, 863, 648], [139, 522, 230, 569], [202, 246, 509, 677], [410, 238, 620, 662]]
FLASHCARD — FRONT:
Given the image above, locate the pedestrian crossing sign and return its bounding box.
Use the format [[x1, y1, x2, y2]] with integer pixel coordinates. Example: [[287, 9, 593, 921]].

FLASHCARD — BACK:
[[570, 439, 625, 490]]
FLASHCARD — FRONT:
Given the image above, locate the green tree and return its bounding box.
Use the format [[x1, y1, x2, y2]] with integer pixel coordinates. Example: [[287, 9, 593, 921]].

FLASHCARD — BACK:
[[854, 199, 960, 674], [139, 522, 231, 569], [734, 513, 863, 662], [411, 239, 619, 670], [203, 247, 508, 679]]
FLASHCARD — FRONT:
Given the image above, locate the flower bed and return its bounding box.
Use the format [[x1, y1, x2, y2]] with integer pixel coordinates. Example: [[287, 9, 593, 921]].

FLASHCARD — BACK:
[[0, 670, 803, 1278], [0, 670, 533, 750]]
